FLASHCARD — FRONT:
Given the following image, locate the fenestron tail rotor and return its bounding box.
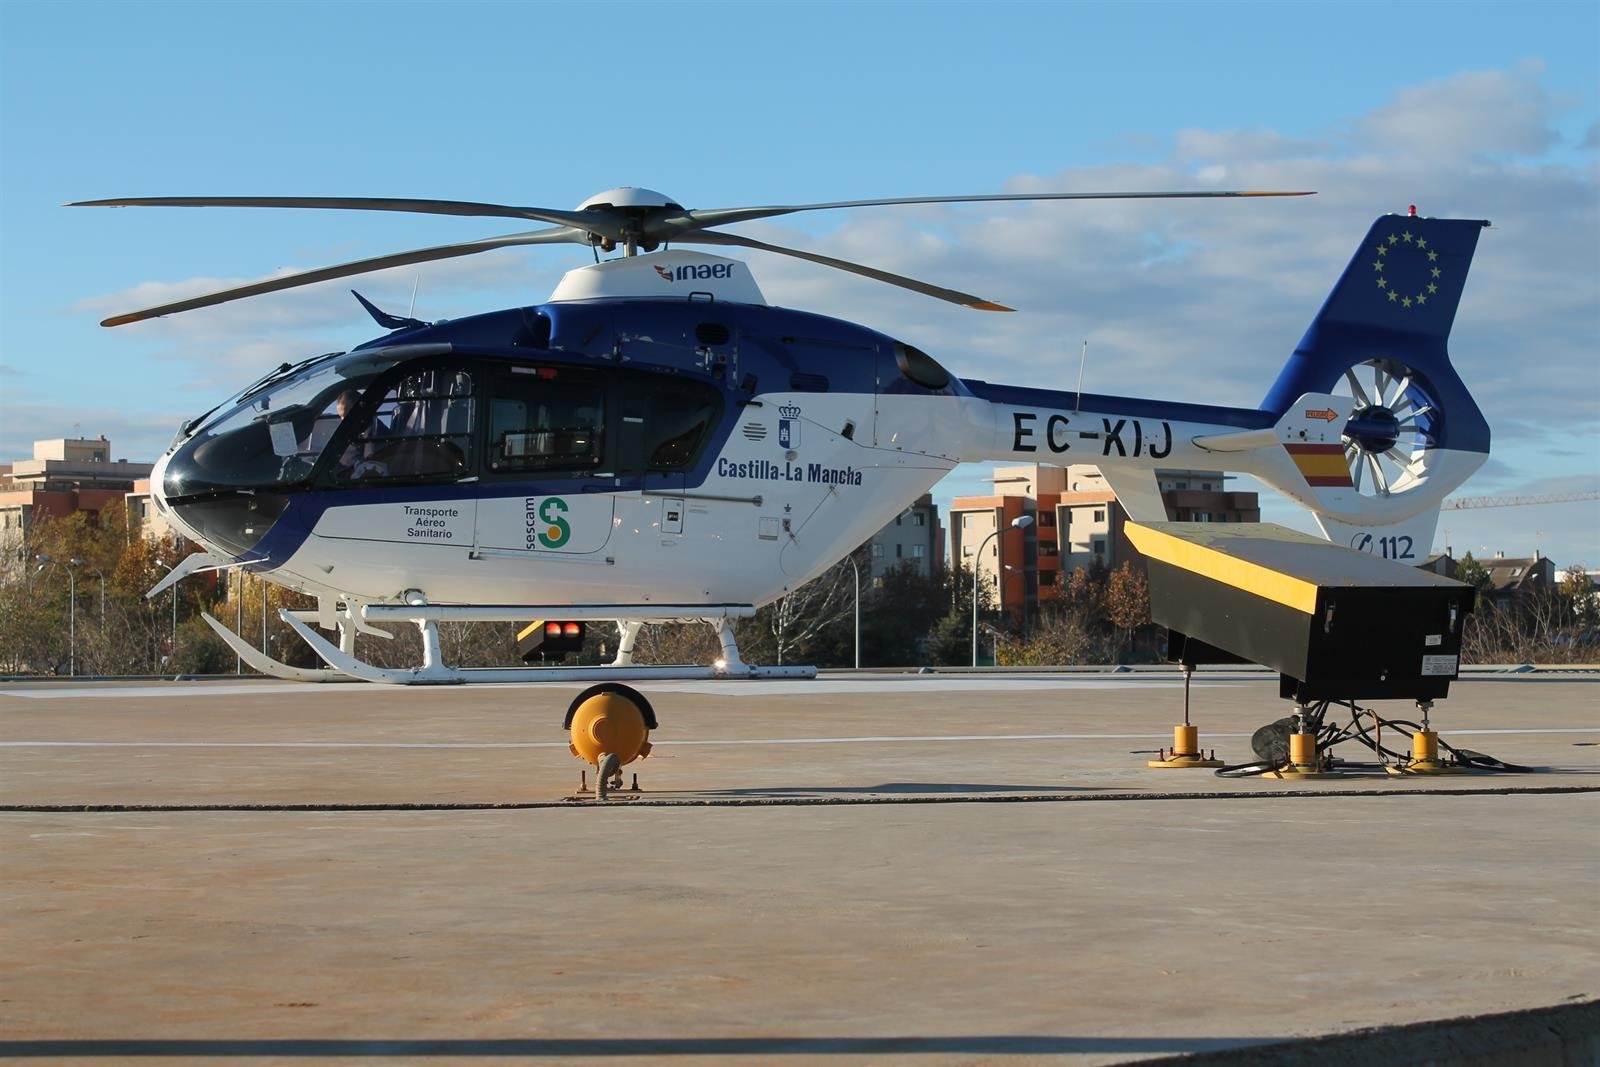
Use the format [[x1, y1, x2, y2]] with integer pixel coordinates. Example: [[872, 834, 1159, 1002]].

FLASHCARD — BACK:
[[70, 185, 1314, 325], [1334, 359, 1439, 499]]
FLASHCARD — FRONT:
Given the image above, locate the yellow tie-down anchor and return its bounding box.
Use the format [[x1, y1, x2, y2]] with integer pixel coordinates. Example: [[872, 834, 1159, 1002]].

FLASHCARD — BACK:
[[1148, 666, 1224, 769], [1387, 701, 1463, 775], [565, 682, 656, 799], [1265, 726, 1340, 779]]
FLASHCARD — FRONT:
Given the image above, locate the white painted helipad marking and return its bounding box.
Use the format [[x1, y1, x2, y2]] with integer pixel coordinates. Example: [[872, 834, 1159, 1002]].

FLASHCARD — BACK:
[[0, 675, 1265, 701], [0, 734, 1205, 749], [2, 727, 1596, 750]]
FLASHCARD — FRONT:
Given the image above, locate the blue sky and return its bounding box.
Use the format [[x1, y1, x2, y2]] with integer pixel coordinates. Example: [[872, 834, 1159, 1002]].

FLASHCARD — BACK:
[[2, 0, 1596, 567]]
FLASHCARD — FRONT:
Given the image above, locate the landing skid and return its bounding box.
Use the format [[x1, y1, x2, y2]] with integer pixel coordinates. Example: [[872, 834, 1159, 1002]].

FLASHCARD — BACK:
[[204, 604, 815, 685], [201, 613, 357, 683]]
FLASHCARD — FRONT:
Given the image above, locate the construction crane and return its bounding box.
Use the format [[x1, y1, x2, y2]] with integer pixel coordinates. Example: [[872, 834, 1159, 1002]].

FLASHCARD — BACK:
[[1441, 490, 1600, 510]]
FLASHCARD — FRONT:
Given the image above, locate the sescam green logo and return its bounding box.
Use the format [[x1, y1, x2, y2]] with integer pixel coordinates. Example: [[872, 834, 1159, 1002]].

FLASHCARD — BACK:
[[525, 497, 572, 549]]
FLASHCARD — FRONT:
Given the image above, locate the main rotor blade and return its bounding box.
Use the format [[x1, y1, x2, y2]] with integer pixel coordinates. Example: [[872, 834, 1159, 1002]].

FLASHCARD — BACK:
[[99, 226, 585, 327], [68, 196, 622, 238], [679, 231, 1012, 312], [653, 189, 1316, 237]]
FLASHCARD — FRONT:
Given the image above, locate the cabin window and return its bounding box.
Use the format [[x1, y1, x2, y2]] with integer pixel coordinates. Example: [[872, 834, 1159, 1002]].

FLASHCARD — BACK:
[[617, 377, 722, 473], [336, 368, 475, 483], [893, 342, 952, 390], [486, 377, 605, 474]]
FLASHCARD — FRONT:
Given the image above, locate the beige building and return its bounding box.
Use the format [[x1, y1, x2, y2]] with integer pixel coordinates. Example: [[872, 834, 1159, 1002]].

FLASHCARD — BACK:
[[1, 438, 155, 574], [951, 463, 1260, 624]]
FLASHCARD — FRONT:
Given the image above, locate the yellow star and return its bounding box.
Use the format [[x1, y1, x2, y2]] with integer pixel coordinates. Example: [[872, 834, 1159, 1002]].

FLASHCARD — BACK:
[[1402, 296, 1412, 307], [1427, 250, 1438, 262], [1373, 260, 1384, 271], [1388, 234, 1400, 244], [1416, 293, 1428, 305], [1376, 245, 1388, 255], [1427, 283, 1438, 294], [1431, 267, 1442, 278], [1376, 277, 1388, 289], [1388, 290, 1399, 302], [1402, 231, 1413, 243], [1416, 238, 1427, 250]]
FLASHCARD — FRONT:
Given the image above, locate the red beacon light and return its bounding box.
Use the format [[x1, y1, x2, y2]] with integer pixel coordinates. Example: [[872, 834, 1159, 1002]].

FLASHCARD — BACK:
[[1408, 204, 1418, 217]]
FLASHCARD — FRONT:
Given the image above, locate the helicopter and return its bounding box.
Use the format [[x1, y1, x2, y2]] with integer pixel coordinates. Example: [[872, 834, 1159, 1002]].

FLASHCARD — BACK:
[[73, 188, 1490, 693]]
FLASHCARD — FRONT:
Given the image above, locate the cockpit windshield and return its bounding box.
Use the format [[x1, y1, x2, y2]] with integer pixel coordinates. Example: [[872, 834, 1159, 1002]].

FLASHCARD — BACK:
[[164, 350, 405, 498]]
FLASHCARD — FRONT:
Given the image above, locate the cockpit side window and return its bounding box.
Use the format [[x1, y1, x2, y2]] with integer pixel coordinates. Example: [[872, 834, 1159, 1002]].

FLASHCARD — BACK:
[[617, 377, 723, 473], [333, 368, 475, 483], [486, 372, 606, 475], [166, 354, 396, 498]]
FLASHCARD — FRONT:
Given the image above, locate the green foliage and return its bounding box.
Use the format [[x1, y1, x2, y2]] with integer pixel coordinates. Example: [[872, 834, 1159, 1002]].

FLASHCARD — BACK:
[[169, 616, 235, 675], [995, 607, 1103, 666], [4, 511, 227, 675], [860, 561, 954, 666], [1455, 552, 1492, 608], [924, 608, 977, 666]]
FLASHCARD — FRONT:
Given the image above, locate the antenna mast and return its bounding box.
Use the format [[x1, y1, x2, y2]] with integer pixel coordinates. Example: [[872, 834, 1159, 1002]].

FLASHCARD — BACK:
[[1074, 341, 1089, 413]]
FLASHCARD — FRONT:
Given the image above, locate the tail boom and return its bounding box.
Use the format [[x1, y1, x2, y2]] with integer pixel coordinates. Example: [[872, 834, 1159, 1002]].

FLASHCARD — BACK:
[[946, 212, 1490, 561]]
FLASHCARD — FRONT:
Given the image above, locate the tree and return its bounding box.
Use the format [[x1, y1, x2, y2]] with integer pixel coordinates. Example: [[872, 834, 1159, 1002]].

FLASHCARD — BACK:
[[995, 607, 1099, 666], [924, 607, 977, 666], [1062, 564, 1106, 625], [1561, 565, 1596, 629], [860, 560, 950, 666], [761, 552, 862, 665], [1455, 552, 1492, 609], [1104, 561, 1151, 657]]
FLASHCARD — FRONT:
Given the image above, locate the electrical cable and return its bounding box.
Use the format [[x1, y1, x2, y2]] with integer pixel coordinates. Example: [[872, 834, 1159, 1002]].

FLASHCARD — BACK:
[[1215, 697, 1536, 777]]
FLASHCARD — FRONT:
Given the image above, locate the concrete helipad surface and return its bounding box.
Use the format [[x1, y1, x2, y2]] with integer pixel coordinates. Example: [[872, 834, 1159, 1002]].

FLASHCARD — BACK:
[[3, 671, 1597, 1064]]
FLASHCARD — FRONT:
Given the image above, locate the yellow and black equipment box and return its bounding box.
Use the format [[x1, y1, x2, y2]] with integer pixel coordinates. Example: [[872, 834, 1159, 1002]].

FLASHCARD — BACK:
[[1125, 522, 1474, 704]]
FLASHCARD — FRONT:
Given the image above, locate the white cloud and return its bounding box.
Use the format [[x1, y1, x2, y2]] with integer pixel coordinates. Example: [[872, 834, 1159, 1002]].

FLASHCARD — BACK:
[[1356, 64, 1560, 162]]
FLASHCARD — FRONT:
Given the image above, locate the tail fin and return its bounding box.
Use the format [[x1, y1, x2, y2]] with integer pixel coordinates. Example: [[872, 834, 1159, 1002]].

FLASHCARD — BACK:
[[1237, 213, 1490, 562], [1263, 212, 1491, 456]]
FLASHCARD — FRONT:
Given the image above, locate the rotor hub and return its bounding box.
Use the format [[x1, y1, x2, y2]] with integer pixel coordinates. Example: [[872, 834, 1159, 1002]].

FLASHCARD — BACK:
[[574, 187, 681, 212], [574, 188, 682, 252], [1343, 405, 1402, 454]]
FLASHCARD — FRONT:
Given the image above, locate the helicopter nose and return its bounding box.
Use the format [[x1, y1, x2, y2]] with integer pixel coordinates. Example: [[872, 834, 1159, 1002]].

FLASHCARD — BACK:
[[147, 451, 206, 547], [156, 439, 293, 559]]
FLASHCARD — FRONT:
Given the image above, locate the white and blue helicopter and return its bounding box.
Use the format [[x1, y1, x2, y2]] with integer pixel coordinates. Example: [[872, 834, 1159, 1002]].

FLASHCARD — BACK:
[[77, 188, 1490, 697]]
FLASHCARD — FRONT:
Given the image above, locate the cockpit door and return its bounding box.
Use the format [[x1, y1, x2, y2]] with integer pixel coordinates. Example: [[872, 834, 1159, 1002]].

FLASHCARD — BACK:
[[471, 365, 616, 556]]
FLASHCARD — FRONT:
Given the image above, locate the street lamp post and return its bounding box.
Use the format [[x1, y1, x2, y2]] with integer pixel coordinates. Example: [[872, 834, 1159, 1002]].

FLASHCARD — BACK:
[[72, 560, 104, 675], [235, 570, 244, 675], [1004, 563, 1028, 636], [972, 515, 1033, 667], [156, 558, 179, 671], [36, 554, 77, 676], [849, 555, 861, 669], [76, 561, 105, 634]]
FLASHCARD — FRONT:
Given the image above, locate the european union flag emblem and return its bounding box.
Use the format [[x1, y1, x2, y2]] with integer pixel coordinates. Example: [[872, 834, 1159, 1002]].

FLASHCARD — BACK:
[[1321, 215, 1488, 340]]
